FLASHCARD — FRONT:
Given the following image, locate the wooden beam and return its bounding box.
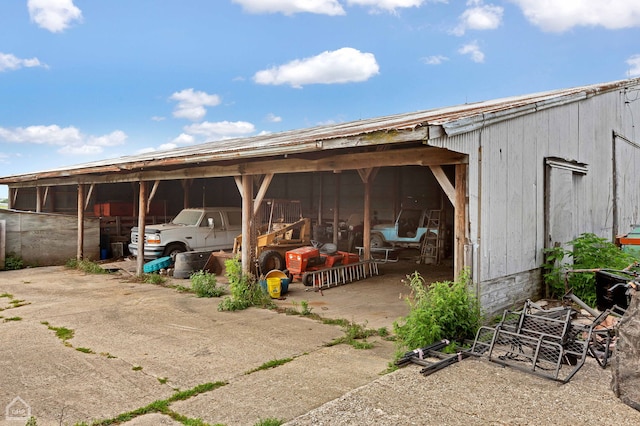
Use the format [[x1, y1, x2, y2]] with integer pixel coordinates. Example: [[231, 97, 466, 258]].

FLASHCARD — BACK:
[[181, 179, 191, 209], [12, 147, 467, 188], [454, 164, 467, 280], [241, 175, 253, 274], [77, 184, 85, 260], [136, 182, 147, 276], [84, 183, 95, 210], [430, 165, 455, 205], [333, 173, 340, 245], [43, 186, 50, 210], [147, 180, 160, 213], [36, 187, 43, 212], [253, 173, 274, 215]]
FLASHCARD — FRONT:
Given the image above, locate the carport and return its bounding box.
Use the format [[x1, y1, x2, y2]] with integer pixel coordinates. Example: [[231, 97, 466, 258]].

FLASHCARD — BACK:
[[0, 114, 469, 278]]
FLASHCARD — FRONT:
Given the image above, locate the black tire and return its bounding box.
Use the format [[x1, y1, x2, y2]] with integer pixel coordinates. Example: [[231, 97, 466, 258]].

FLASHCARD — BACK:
[[258, 250, 285, 273], [163, 243, 186, 260], [370, 233, 386, 248], [302, 272, 315, 287]]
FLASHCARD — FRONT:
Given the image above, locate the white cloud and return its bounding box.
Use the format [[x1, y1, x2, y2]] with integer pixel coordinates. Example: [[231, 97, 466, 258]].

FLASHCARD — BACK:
[[510, 0, 640, 33], [453, 1, 503, 36], [266, 113, 282, 123], [151, 116, 166, 122], [170, 88, 221, 121], [346, 0, 427, 13], [0, 52, 48, 72], [627, 55, 640, 77], [28, 0, 82, 33], [171, 133, 195, 145], [458, 41, 485, 63], [254, 47, 379, 88], [183, 121, 256, 140], [0, 125, 126, 155], [232, 0, 345, 15], [422, 55, 449, 65]]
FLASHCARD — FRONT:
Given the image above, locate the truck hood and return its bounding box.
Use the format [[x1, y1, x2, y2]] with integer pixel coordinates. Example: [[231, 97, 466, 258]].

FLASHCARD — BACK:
[[131, 223, 185, 233]]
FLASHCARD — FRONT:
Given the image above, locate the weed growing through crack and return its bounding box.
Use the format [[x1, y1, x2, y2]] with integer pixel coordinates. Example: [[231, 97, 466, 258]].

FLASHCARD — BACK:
[[0, 292, 13, 299], [132, 365, 143, 371], [218, 257, 272, 311], [325, 320, 377, 350], [76, 347, 94, 354], [245, 358, 293, 375], [191, 271, 224, 298], [42, 322, 75, 346], [157, 377, 169, 384], [100, 352, 117, 359], [3, 316, 22, 322], [81, 382, 228, 426]]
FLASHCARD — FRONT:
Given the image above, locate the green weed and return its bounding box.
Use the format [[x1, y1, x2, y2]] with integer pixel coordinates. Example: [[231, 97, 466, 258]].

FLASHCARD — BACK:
[[4, 253, 24, 270], [393, 269, 482, 356], [76, 347, 94, 354], [66, 258, 107, 274], [543, 233, 637, 306], [144, 273, 167, 285], [132, 365, 143, 371], [3, 316, 22, 322], [218, 257, 272, 311], [191, 271, 224, 298], [255, 419, 284, 426]]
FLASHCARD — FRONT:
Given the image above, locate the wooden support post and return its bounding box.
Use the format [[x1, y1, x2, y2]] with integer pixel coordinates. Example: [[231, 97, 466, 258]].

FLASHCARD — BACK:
[[136, 181, 148, 276], [36, 187, 43, 212], [241, 175, 253, 275], [181, 179, 192, 209], [77, 184, 85, 260], [333, 172, 340, 245], [357, 167, 377, 261], [454, 164, 467, 280]]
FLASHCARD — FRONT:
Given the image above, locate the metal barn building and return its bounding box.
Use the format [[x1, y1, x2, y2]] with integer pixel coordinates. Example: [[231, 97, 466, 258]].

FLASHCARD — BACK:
[[2, 77, 640, 315]]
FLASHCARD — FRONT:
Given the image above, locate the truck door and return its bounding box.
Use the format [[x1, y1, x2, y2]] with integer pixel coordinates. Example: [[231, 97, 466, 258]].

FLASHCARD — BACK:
[[197, 211, 226, 250]]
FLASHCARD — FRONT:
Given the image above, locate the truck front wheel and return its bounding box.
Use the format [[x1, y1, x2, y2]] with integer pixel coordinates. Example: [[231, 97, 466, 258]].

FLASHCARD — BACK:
[[163, 243, 186, 260]]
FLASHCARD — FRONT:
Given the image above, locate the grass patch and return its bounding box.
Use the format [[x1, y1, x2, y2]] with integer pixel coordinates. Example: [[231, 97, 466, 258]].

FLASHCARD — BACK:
[[3, 316, 22, 322], [326, 320, 377, 350], [100, 352, 117, 359], [76, 347, 95, 354], [42, 322, 75, 346], [245, 358, 293, 375], [144, 273, 167, 285], [255, 419, 284, 426], [132, 365, 143, 371], [173, 284, 192, 293], [0, 292, 13, 299], [157, 377, 169, 384], [66, 258, 107, 274]]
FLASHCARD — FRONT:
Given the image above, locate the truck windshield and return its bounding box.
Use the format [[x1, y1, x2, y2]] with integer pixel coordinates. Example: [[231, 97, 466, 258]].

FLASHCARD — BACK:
[[171, 210, 202, 226]]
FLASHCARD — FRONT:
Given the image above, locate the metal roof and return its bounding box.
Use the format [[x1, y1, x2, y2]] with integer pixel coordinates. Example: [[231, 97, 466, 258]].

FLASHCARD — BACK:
[[2, 77, 638, 184]]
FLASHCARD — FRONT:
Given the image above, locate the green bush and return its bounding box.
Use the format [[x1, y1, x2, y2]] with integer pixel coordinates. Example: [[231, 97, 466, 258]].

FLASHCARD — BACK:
[[543, 233, 637, 306], [190, 271, 224, 298], [393, 269, 481, 354], [218, 257, 271, 311], [4, 253, 24, 270]]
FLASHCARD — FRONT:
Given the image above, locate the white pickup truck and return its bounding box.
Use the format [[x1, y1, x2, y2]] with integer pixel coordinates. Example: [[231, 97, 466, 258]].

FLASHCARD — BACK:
[[129, 207, 242, 260]]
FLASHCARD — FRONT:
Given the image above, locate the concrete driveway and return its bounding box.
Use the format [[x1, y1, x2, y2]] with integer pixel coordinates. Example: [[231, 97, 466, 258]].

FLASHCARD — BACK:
[[0, 262, 408, 426]]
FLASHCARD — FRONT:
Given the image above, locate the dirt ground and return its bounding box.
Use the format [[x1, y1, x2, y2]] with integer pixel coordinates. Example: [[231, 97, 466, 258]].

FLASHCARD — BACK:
[[1, 255, 639, 425]]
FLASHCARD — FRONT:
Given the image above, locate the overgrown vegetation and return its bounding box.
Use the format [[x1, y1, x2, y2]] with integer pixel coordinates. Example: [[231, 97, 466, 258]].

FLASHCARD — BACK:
[[393, 269, 482, 356], [255, 419, 284, 426], [190, 271, 224, 298], [65, 258, 107, 274], [4, 252, 24, 270], [543, 233, 637, 307], [218, 257, 272, 311]]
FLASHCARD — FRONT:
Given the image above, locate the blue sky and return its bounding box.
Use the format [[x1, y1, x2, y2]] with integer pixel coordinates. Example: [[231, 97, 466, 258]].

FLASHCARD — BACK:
[[1, 0, 640, 198]]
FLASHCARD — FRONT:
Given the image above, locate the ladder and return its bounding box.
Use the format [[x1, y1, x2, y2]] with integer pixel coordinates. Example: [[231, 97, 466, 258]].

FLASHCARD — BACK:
[[419, 209, 442, 264], [304, 260, 380, 290]]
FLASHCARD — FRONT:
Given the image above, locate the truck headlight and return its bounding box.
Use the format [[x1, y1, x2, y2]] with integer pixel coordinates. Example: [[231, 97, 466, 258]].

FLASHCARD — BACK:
[[146, 235, 161, 244]]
